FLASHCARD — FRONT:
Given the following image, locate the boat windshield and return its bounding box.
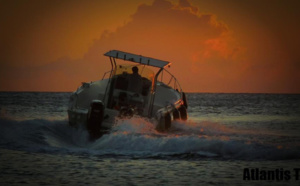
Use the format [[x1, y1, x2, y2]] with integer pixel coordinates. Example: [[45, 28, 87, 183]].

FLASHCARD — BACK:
[[114, 64, 154, 82], [106, 64, 155, 113]]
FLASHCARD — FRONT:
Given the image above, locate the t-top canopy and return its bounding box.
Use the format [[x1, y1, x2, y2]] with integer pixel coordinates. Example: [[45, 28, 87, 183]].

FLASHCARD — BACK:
[[104, 50, 171, 68]]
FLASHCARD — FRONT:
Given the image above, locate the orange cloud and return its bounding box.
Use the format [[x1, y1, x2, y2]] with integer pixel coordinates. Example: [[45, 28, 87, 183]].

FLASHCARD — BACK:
[[82, 0, 241, 91], [0, 0, 242, 92], [1, 0, 298, 93]]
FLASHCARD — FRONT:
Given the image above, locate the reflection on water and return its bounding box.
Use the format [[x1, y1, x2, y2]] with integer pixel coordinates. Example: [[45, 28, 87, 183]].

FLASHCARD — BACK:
[[0, 92, 299, 185]]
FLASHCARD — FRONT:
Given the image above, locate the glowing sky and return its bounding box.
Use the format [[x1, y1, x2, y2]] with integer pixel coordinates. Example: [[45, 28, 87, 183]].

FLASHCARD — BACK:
[[1, 0, 299, 93]]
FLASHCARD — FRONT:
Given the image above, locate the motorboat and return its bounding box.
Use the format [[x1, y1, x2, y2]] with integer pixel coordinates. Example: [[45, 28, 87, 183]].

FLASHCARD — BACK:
[[68, 50, 188, 139]]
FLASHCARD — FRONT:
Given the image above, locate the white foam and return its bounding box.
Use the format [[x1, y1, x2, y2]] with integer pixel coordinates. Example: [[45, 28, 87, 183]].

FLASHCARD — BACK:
[[0, 118, 299, 160]]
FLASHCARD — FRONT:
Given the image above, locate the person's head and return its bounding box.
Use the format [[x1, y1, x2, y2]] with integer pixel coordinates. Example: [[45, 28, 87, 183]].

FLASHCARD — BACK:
[[132, 66, 138, 74]]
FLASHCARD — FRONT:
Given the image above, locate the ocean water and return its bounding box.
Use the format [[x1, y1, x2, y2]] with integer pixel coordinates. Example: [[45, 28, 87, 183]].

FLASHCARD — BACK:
[[0, 92, 300, 185]]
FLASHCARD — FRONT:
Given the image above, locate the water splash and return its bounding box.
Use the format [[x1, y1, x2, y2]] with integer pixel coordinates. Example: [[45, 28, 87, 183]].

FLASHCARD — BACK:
[[0, 117, 299, 160]]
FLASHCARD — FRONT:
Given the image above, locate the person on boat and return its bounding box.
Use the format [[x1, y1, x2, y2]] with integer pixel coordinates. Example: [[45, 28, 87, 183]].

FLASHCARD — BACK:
[[127, 66, 142, 94]]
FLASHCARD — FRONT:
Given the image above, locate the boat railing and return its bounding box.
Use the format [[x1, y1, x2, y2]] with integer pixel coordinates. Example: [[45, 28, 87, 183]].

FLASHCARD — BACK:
[[147, 68, 184, 117], [158, 69, 183, 93], [102, 70, 113, 80]]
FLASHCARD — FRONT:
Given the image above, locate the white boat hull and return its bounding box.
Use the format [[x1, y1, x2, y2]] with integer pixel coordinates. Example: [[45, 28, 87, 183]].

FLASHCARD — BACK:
[[68, 80, 185, 130]]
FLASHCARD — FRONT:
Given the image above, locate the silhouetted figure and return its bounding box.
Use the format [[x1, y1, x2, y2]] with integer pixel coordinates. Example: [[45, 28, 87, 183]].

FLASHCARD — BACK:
[[127, 66, 142, 94]]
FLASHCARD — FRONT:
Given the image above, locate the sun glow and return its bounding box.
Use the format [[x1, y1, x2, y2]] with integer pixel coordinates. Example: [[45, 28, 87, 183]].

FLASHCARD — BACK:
[[1, 0, 299, 93]]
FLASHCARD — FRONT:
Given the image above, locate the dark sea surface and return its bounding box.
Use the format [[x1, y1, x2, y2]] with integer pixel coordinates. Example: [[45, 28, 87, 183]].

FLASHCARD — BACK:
[[0, 92, 300, 185]]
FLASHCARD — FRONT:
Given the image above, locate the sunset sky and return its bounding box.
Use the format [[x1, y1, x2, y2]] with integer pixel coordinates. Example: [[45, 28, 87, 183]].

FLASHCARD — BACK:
[[1, 0, 299, 93]]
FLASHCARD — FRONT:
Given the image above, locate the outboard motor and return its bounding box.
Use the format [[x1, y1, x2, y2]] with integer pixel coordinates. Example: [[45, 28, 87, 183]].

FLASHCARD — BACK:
[[182, 92, 188, 109], [87, 100, 104, 140], [179, 92, 188, 121]]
